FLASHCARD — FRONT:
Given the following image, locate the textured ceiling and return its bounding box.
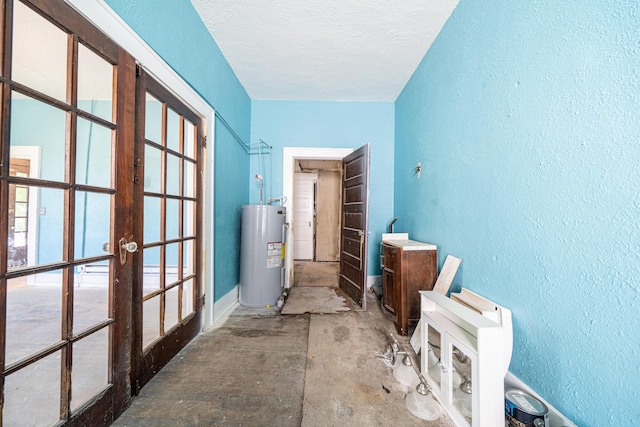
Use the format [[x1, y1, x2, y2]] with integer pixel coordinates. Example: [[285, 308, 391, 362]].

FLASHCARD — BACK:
[[190, 0, 459, 101]]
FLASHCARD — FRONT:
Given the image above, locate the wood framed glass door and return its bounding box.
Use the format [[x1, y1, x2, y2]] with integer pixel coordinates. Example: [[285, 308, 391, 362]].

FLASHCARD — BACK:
[[132, 69, 203, 391], [0, 0, 136, 424]]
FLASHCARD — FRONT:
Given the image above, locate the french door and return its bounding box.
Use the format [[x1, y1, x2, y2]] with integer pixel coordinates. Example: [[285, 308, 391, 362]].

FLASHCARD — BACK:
[[0, 0, 204, 425], [0, 0, 136, 424], [132, 69, 203, 391]]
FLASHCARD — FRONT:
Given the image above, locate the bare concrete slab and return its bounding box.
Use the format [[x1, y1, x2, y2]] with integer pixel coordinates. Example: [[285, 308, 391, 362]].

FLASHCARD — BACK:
[[300, 293, 455, 427], [297, 262, 340, 287], [113, 312, 309, 427], [281, 286, 350, 315], [114, 263, 455, 427]]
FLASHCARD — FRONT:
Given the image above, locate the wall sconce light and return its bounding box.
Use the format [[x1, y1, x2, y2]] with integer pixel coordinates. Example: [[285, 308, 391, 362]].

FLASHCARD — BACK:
[[414, 162, 422, 178]]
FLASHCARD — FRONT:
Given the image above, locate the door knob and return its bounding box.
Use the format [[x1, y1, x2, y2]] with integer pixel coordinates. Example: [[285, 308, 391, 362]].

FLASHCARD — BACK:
[[119, 237, 138, 265]]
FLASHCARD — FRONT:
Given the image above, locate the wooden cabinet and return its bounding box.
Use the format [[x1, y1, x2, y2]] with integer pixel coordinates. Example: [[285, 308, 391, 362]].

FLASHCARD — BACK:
[[380, 241, 437, 335]]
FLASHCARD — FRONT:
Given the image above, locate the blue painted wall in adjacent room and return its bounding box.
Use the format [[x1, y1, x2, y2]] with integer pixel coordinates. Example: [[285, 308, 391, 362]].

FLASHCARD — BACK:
[[395, 1, 640, 426], [251, 100, 395, 276], [106, 0, 251, 302]]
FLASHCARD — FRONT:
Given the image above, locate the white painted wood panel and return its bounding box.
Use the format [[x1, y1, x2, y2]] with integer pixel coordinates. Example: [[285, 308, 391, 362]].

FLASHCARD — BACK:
[[293, 173, 316, 260]]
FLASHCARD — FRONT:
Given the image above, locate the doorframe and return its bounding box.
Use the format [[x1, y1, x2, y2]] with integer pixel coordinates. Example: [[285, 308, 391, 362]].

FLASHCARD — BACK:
[[64, 0, 217, 329], [283, 147, 353, 288]]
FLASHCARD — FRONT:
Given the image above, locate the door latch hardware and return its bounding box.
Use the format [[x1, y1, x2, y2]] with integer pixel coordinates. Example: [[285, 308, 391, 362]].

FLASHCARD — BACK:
[[358, 230, 364, 270], [119, 237, 138, 265]]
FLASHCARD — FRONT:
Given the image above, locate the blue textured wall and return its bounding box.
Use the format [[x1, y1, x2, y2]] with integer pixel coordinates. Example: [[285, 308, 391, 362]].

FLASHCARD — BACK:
[[396, 1, 640, 425], [251, 100, 395, 276], [106, 0, 251, 302]]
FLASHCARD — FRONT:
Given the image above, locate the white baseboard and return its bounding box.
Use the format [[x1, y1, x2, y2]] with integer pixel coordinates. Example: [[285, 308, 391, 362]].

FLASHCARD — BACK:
[[505, 371, 576, 427], [209, 284, 239, 329], [367, 275, 380, 288]]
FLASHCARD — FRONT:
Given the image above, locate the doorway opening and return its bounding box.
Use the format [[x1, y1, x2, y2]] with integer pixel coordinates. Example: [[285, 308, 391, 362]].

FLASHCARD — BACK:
[[293, 159, 343, 262], [292, 161, 343, 302], [283, 148, 353, 288], [283, 145, 370, 310]]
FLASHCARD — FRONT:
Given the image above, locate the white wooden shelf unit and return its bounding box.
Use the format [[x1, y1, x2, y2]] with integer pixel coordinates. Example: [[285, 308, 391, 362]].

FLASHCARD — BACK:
[[419, 290, 508, 427]]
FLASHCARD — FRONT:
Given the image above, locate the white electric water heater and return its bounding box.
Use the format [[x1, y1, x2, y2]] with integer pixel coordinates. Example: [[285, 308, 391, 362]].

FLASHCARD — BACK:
[[239, 205, 286, 307]]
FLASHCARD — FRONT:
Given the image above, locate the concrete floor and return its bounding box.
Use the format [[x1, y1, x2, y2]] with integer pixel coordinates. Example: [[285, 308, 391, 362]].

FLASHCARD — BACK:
[[114, 262, 455, 426]]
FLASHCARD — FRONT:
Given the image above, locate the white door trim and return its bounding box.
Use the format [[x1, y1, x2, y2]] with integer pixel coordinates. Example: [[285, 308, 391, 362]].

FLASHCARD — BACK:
[[64, 0, 217, 329], [282, 147, 353, 287]]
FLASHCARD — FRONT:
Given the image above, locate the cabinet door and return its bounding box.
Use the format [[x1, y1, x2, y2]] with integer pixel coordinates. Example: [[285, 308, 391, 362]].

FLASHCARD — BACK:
[[381, 244, 397, 313], [382, 268, 395, 314], [382, 243, 397, 267]]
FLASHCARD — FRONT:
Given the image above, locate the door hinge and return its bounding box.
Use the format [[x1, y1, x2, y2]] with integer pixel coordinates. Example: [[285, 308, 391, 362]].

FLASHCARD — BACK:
[[202, 135, 207, 148]]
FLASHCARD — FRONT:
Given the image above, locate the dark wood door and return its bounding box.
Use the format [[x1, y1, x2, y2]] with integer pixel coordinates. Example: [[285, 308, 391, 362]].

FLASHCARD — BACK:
[[0, 0, 136, 425], [132, 69, 204, 392], [339, 144, 370, 309]]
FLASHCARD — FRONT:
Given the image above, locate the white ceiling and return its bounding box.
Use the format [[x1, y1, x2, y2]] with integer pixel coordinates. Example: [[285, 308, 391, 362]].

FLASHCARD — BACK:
[[190, 0, 459, 102]]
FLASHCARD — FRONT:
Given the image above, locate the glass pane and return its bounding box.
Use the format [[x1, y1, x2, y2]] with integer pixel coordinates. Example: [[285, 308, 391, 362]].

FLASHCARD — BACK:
[[12, 185, 29, 249], [143, 246, 161, 294], [6, 275, 62, 365], [12, 1, 67, 101], [12, 232, 26, 248], [4, 351, 61, 426], [166, 153, 180, 196], [427, 324, 442, 389], [76, 118, 113, 188], [75, 191, 111, 260], [183, 239, 194, 277], [184, 200, 195, 238], [74, 262, 110, 333], [71, 328, 109, 412], [164, 285, 179, 331], [143, 196, 161, 243], [143, 296, 161, 349], [15, 201, 28, 216], [77, 43, 113, 122], [8, 186, 64, 269], [166, 243, 179, 285], [184, 160, 195, 198], [14, 217, 27, 232], [11, 93, 66, 182], [144, 92, 162, 144], [453, 345, 473, 423], [184, 120, 196, 159], [10, 160, 29, 178], [166, 108, 180, 152], [144, 144, 162, 193], [182, 279, 194, 317], [166, 198, 179, 240], [15, 186, 28, 202]]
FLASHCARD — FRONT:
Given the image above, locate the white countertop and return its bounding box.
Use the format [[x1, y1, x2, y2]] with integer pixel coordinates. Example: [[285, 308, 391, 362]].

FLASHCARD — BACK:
[[381, 234, 437, 251]]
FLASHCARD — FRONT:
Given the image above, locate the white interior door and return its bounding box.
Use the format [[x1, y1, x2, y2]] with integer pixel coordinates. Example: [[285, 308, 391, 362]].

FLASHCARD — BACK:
[[293, 173, 317, 260]]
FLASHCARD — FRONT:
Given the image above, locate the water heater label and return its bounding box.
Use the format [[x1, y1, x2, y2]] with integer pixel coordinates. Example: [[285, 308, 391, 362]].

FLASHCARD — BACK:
[[267, 242, 283, 268]]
